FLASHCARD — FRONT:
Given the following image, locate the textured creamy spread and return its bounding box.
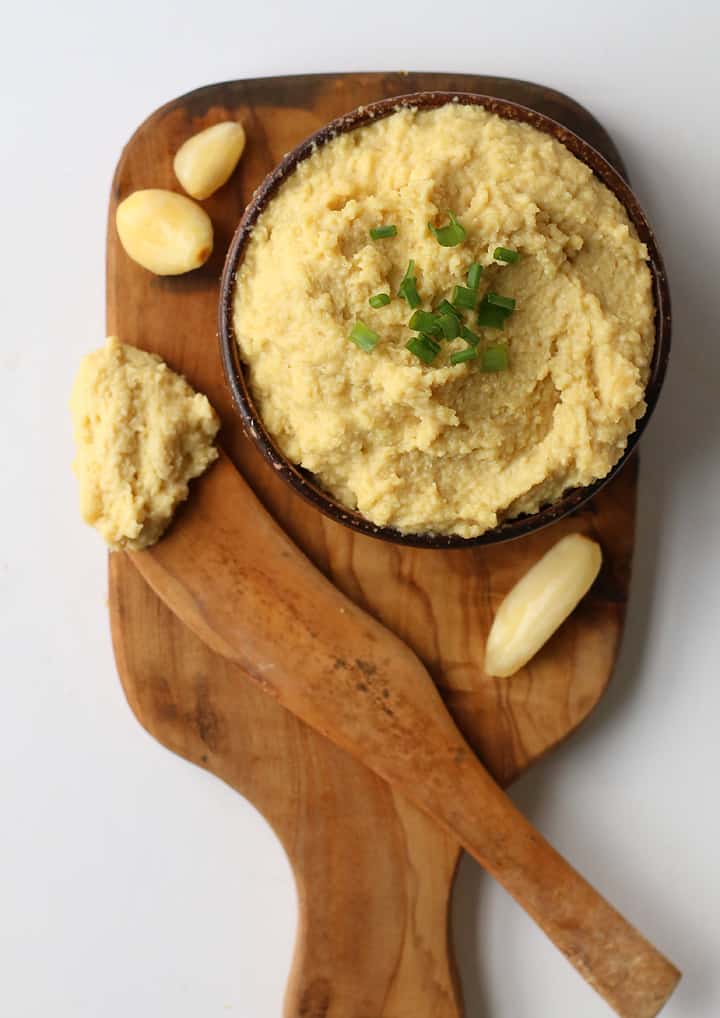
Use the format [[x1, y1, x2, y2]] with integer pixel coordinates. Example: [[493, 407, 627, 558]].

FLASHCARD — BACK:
[[234, 104, 654, 537], [70, 338, 219, 549]]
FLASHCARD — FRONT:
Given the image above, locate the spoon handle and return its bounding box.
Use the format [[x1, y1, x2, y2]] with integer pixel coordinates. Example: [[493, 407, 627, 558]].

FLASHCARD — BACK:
[[419, 751, 680, 1018], [131, 452, 679, 1018]]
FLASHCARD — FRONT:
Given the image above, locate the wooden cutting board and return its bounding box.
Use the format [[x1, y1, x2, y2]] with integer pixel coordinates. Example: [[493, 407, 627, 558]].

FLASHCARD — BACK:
[[107, 72, 637, 1017]]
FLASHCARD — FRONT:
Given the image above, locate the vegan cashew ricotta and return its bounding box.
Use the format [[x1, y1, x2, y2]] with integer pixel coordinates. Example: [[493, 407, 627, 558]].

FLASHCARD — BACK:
[[70, 338, 219, 550], [234, 103, 655, 537]]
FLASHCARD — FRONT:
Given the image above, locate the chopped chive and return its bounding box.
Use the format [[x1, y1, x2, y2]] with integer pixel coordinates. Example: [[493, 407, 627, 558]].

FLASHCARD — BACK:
[[481, 344, 509, 372], [452, 284, 477, 310], [486, 292, 516, 311], [428, 211, 466, 247], [349, 320, 380, 352], [477, 295, 511, 329], [406, 334, 440, 364], [476, 304, 507, 329], [450, 346, 479, 366], [370, 224, 397, 240], [461, 325, 481, 346], [467, 262, 483, 289], [408, 309, 440, 334], [368, 292, 391, 308], [494, 246, 520, 263], [398, 259, 421, 308], [438, 313, 460, 340], [436, 299, 462, 320]]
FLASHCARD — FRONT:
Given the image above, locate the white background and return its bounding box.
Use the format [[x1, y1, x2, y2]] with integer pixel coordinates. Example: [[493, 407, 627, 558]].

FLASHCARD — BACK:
[[2, 1, 719, 1015]]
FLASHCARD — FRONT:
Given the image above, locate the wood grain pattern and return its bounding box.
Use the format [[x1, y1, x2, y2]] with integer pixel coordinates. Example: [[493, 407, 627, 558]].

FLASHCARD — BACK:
[[108, 73, 643, 1016], [128, 450, 679, 1018], [110, 554, 461, 1018]]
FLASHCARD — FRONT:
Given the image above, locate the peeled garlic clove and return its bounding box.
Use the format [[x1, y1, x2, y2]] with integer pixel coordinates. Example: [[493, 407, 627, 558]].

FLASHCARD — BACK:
[[116, 189, 213, 275], [173, 121, 246, 200], [484, 534, 602, 678]]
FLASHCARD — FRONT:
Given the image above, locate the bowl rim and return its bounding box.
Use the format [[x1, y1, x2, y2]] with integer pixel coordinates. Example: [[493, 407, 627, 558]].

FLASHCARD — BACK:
[[219, 90, 671, 549]]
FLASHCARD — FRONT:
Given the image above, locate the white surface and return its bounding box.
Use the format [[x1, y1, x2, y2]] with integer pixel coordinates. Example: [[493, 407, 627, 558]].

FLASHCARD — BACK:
[[2, 2, 719, 1015]]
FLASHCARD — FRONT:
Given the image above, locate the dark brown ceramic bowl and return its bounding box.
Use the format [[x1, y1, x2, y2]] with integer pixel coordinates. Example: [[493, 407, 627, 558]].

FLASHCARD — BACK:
[[219, 91, 671, 549]]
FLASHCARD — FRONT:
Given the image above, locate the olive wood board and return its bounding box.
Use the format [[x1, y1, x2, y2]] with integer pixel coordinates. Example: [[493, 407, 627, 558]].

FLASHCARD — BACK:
[[108, 71, 638, 1017]]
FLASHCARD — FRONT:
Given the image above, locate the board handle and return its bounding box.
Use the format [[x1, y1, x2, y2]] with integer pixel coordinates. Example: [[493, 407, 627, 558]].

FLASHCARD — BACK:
[[283, 795, 463, 1018], [111, 552, 463, 1018]]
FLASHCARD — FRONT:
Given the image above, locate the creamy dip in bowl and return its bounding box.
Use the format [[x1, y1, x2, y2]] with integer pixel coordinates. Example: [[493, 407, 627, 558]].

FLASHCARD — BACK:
[[220, 92, 670, 548]]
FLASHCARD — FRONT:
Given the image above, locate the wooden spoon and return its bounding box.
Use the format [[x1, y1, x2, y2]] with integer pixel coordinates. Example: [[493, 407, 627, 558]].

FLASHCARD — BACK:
[[131, 451, 680, 1018]]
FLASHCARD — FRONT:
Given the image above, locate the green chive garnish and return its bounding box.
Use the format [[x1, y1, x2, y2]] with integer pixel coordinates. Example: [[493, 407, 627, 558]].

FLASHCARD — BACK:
[[408, 309, 440, 334], [349, 320, 380, 352], [436, 299, 462, 320], [398, 260, 421, 308], [461, 325, 481, 347], [370, 225, 397, 240], [467, 262, 483, 289], [428, 211, 466, 247], [438, 313, 460, 340], [477, 295, 511, 329], [450, 346, 479, 366], [452, 284, 477, 310], [487, 292, 516, 311], [494, 246, 520, 263], [481, 344, 509, 372], [406, 334, 440, 364], [368, 292, 391, 308]]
